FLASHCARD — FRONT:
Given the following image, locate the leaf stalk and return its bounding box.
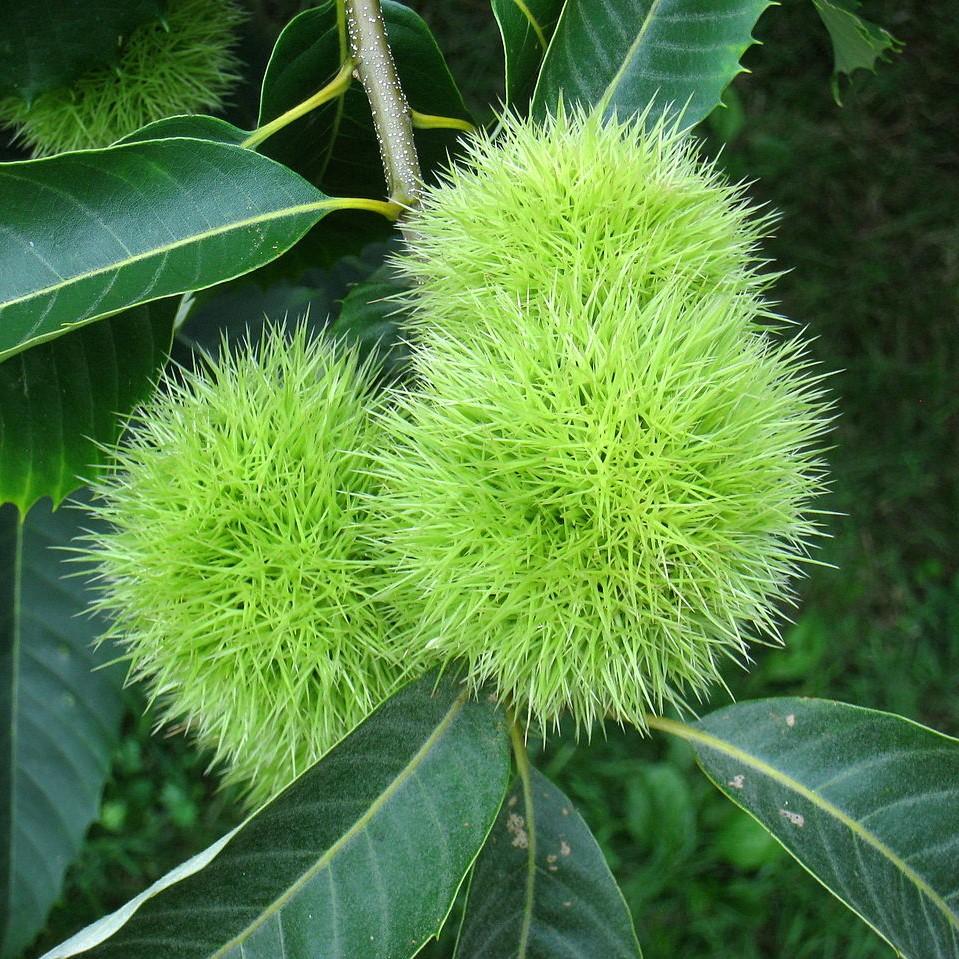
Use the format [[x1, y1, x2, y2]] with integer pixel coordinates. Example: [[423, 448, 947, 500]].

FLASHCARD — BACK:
[[242, 59, 355, 149], [323, 196, 403, 220], [411, 110, 475, 133]]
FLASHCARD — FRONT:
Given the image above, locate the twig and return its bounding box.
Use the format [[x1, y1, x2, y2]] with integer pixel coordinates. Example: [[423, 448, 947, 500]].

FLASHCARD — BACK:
[[345, 0, 422, 207]]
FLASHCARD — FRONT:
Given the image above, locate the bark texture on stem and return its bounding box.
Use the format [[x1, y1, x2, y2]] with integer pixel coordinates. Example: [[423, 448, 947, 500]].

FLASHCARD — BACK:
[[346, 0, 422, 207]]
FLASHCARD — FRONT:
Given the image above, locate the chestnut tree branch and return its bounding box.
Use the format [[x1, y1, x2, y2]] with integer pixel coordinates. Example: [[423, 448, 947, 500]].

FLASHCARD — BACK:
[[345, 0, 422, 207]]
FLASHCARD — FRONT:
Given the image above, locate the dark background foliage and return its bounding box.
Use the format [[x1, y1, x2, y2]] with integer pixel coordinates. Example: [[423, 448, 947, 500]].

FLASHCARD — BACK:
[[26, 0, 957, 956]]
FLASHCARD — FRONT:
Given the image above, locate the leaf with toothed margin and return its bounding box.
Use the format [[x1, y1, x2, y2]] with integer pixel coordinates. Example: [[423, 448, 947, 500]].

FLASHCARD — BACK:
[[0, 299, 175, 513], [455, 766, 642, 958], [658, 698, 959, 959], [1, 493, 124, 959], [811, 0, 902, 104], [40, 672, 511, 959], [531, 0, 773, 129]]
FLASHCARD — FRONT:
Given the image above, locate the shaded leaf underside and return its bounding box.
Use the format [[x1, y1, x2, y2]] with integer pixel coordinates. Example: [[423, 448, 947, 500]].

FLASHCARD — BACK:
[[659, 698, 959, 959], [1, 496, 123, 959], [0, 300, 175, 512], [44, 673, 510, 959], [456, 764, 641, 958]]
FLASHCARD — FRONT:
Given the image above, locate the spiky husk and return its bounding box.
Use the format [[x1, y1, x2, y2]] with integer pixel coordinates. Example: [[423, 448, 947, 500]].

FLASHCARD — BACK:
[[392, 106, 776, 335], [82, 328, 400, 807], [373, 111, 831, 735], [0, 0, 244, 156]]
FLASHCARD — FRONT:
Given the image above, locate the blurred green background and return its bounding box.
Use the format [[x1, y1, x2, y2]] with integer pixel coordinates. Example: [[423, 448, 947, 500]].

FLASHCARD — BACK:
[[30, 1, 958, 956]]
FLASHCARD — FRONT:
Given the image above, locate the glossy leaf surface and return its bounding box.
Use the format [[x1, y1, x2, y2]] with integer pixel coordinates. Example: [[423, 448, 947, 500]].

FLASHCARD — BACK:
[[117, 115, 250, 146], [456, 766, 641, 958], [0, 496, 123, 959], [661, 698, 959, 959], [0, 300, 174, 512], [0, 138, 342, 359], [43, 673, 511, 959], [531, 0, 771, 128]]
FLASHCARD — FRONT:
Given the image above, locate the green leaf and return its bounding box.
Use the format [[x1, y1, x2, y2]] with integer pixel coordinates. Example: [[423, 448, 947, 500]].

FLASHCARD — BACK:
[[1, 495, 124, 959], [811, 0, 903, 103], [0, 1, 163, 101], [328, 262, 412, 382], [455, 765, 641, 958], [623, 763, 696, 896], [42, 673, 511, 959], [0, 299, 174, 513], [0, 138, 353, 360], [531, 0, 772, 129], [713, 810, 782, 871], [174, 241, 389, 356], [657, 699, 959, 958], [117, 115, 250, 146], [490, 0, 564, 106], [258, 1, 472, 197], [253, 3, 340, 186]]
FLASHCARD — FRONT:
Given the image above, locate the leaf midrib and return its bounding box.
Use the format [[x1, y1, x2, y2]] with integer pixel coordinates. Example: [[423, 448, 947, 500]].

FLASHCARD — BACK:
[[530, 0, 665, 110], [516, 753, 536, 957], [0, 201, 331, 316], [510, 0, 548, 50], [649, 715, 959, 934], [601, 0, 665, 105], [210, 691, 469, 958]]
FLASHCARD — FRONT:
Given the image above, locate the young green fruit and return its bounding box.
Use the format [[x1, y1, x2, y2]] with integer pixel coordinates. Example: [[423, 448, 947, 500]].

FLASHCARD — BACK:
[[0, 0, 243, 156], [82, 328, 400, 807], [373, 112, 831, 734], [394, 106, 775, 336]]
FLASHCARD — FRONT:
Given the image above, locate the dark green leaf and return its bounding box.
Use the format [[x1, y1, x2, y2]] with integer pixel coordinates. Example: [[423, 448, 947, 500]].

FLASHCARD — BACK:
[[258, 1, 472, 197], [174, 241, 389, 357], [0, 138, 354, 359], [43, 673, 511, 959], [117, 115, 250, 146], [253, 3, 340, 185], [531, 0, 772, 129], [0, 495, 124, 959], [456, 765, 641, 958], [328, 262, 412, 381], [811, 0, 903, 103], [0, 299, 174, 512], [490, 0, 563, 106], [658, 698, 959, 958], [176, 280, 329, 356], [0, 1, 163, 101], [625, 765, 694, 852]]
